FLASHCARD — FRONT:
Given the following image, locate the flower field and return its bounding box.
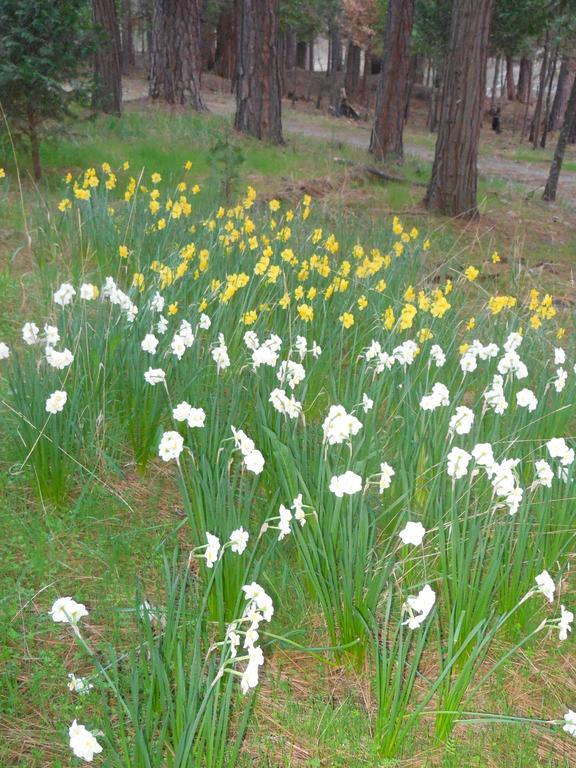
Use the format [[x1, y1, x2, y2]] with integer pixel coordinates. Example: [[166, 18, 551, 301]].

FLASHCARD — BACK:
[[0, 161, 575, 766]]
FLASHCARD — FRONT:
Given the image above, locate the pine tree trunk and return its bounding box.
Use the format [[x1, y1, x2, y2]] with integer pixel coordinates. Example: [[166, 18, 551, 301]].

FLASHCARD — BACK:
[[425, 0, 493, 217], [490, 55, 500, 112], [214, 1, 236, 80], [235, 0, 283, 143], [543, 75, 576, 201], [327, 24, 343, 75], [516, 56, 532, 103], [344, 42, 361, 97], [548, 57, 575, 131], [200, 0, 216, 71], [360, 49, 372, 105], [540, 46, 558, 148], [370, 0, 415, 162], [505, 54, 515, 100], [150, 0, 205, 109], [308, 38, 314, 71], [121, 0, 135, 74], [285, 29, 297, 70], [296, 41, 307, 69], [92, 0, 122, 115], [531, 31, 549, 148]]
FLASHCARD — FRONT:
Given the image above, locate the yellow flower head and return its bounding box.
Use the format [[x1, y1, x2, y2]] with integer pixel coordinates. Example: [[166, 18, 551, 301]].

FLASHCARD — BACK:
[[464, 265, 479, 281], [297, 303, 314, 322], [168, 302, 178, 315], [151, 172, 162, 184], [118, 245, 129, 259], [242, 310, 258, 325], [269, 199, 280, 212], [491, 251, 501, 264], [339, 312, 355, 329]]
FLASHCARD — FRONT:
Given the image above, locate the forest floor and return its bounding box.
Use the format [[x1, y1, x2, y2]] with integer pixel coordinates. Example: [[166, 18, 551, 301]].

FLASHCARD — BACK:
[[123, 73, 576, 205]]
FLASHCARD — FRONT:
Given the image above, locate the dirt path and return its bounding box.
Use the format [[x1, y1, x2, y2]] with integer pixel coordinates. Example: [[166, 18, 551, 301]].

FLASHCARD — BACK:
[[123, 77, 576, 206]]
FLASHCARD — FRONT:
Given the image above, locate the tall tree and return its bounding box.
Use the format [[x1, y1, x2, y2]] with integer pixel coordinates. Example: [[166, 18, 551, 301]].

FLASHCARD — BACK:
[[121, 0, 136, 74], [505, 54, 516, 99], [344, 41, 361, 96], [150, 0, 205, 109], [0, 0, 89, 179], [92, 0, 122, 115], [543, 74, 576, 200], [425, 0, 494, 217], [548, 57, 576, 130], [214, 0, 236, 80], [235, 0, 283, 142], [370, 0, 415, 161]]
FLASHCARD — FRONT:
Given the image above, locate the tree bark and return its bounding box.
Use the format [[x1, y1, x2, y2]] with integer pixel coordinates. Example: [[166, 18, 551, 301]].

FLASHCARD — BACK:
[[370, 0, 415, 162], [214, 1, 236, 80], [540, 46, 558, 148], [505, 54, 515, 100], [308, 37, 314, 71], [344, 42, 361, 97], [121, 0, 135, 74], [92, 0, 122, 115], [285, 28, 297, 70], [327, 24, 343, 75], [234, 0, 283, 143], [543, 75, 576, 201], [490, 54, 500, 112], [516, 56, 532, 103], [425, 0, 494, 217], [548, 57, 575, 131], [296, 41, 307, 69], [530, 31, 549, 148], [360, 48, 372, 105], [149, 0, 205, 109]]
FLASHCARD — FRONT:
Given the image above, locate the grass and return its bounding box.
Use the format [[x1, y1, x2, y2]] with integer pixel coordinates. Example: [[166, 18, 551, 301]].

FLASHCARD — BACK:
[[1, 102, 575, 767]]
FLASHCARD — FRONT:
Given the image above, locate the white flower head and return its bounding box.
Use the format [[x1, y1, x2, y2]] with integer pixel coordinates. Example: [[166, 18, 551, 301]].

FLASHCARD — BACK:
[[403, 584, 435, 629], [516, 388, 538, 412], [22, 322, 40, 345], [50, 597, 88, 626], [204, 532, 221, 568], [562, 710, 576, 737], [362, 393, 374, 413], [322, 404, 362, 445], [144, 367, 165, 385], [0, 342, 9, 360], [447, 447, 471, 479], [141, 333, 159, 354], [399, 521, 426, 547], [46, 390, 67, 415], [449, 406, 474, 436], [158, 431, 184, 462], [329, 470, 363, 497], [54, 283, 76, 307], [535, 570, 555, 603], [46, 347, 74, 370], [229, 527, 249, 555], [68, 720, 103, 762], [80, 283, 99, 301], [378, 461, 395, 493], [67, 673, 93, 695], [559, 605, 573, 641], [244, 449, 265, 475]]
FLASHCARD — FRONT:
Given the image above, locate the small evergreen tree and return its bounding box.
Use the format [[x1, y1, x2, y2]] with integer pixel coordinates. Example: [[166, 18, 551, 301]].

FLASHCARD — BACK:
[[0, 0, 89, 179]]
